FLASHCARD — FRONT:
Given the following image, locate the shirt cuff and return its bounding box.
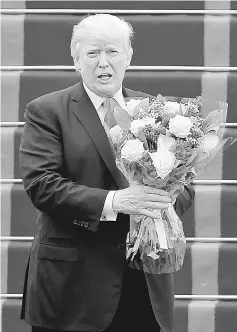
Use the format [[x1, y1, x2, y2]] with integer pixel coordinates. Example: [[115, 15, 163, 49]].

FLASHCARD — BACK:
[[100, 191, 117, 221]]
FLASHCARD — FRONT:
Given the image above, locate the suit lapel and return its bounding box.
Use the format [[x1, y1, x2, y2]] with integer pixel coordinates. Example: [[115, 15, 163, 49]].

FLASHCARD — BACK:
[[71, 82, 128, 189]]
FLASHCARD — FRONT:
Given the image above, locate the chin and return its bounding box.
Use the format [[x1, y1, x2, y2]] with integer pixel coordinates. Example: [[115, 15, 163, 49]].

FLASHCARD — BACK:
[[96, 85, 117, 97]]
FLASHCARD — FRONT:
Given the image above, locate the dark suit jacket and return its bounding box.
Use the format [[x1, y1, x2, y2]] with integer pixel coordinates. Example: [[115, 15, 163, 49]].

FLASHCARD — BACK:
[[19, 82, 194, 332]]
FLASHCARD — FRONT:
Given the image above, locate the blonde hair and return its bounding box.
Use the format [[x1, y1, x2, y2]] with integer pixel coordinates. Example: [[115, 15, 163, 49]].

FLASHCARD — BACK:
[[70, 14, 134, 71]]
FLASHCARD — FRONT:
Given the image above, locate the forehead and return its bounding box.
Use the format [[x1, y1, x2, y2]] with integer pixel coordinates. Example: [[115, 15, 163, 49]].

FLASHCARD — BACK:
[[82, 37, 125, 49], [80, 27, 126, 47]]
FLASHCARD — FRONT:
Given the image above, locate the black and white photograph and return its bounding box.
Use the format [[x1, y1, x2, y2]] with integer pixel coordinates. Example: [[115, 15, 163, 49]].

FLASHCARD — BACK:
[[1, 1, 237, 331]]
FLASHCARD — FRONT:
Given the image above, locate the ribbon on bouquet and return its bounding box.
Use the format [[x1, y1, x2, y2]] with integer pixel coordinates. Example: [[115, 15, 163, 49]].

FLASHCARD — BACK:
[[154, 209, 168, 250], [165, 204, 186, 250], [128, 208, 169, 261]]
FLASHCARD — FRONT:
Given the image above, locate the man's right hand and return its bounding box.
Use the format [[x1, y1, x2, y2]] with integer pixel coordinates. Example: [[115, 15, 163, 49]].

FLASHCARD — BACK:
[[112, 185, 172, 219]]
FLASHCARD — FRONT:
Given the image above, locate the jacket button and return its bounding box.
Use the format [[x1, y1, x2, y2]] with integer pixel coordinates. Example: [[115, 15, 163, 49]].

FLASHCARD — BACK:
[[73, 220, 78, 225], [85, 222, 89, 228], [81, 221, 85, 226]]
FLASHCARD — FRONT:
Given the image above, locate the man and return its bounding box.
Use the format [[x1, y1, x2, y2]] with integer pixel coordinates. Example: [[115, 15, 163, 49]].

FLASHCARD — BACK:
[[19, 14, 194, 332]]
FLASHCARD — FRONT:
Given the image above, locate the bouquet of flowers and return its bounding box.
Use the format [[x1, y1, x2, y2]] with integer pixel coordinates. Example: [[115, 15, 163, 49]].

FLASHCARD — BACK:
[[108, 95, 236, 274]]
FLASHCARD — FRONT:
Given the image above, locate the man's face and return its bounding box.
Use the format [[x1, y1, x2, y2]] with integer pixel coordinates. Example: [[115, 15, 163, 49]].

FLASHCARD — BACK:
[[77, 34, 130, 97]]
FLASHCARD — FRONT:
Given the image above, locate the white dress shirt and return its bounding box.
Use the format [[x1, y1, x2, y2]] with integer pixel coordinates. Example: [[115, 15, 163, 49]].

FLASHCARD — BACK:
[[83, 82, 127, 221]]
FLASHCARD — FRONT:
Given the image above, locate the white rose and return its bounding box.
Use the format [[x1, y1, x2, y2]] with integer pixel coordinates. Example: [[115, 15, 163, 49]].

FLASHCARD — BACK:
[[121, 139, 145, 162], [165, 101, 187, 116], [149, 148, 176, 179], [169, 114, 192, 138], [157, 134, 176, 151], [199, 132, 219, 152], [130, 117, 155, 136], [109, 125, 124, 145], [126, 99, 144, 116]]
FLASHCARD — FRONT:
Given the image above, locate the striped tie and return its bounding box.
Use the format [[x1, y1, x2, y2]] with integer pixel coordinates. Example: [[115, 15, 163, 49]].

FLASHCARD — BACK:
[[103, 97, 118, 129], [102, 97, 120, 156]]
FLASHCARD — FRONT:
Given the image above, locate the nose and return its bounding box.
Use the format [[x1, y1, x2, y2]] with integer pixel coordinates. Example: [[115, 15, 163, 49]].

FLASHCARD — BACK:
[[98, 52, 109, 68]]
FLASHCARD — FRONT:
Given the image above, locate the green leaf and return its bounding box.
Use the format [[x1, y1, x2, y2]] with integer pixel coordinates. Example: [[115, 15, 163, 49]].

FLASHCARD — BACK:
[[114, 107, 131, 129], [118, 129, 129, 146], [169, 166, 188, 177], [156, 94, 166, 102], [194, 96, 204, 106], [202, 110, 224, 133], [191, 148, 205, 164], [186, 150, 198, 166], [156, 127, 166, 135], [133, 97, 150, 117], [181, 97, 191, 104], [137, 128, 148, 149]]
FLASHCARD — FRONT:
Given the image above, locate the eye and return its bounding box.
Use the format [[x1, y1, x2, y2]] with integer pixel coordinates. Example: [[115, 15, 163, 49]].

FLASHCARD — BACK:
[[109, 50, 118, 55], [87, 51, 98, 57]]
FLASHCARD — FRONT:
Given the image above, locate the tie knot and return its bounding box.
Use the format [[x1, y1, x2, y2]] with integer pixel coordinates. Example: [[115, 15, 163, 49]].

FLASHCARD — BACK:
[[103, 97, 118, 112], [103, 98, 118, 129]]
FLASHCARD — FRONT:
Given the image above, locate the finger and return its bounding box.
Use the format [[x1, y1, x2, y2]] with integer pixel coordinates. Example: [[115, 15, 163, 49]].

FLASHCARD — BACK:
[[170, 186, 185, 201], [172, 198, 176, 205], [169, 185, 184, 196], [177, 185, 184, 193], [139, 209, 159, 219], [170, 193, 178, 201], [144, 201, 171, 210], [139, 209, 166, 219], [143, 186, 169, 196], [145, 193, 172, 203]]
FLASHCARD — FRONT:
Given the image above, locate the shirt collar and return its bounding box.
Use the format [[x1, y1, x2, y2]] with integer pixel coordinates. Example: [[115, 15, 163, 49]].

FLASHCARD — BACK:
[[83, 82, 127, 110]]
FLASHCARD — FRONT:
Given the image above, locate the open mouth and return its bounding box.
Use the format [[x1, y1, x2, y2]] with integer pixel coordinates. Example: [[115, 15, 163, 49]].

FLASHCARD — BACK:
[[97, 74, 112, 81]]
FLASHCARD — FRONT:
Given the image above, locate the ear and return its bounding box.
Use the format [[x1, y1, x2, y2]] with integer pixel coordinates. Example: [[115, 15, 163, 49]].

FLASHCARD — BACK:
[[125, 54, 132, 68], [125, 48, 133, 68], [74, 56, 81, 72]]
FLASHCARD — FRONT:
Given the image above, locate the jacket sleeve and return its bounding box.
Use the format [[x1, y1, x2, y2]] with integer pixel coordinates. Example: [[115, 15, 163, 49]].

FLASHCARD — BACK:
[[174, 184, 195, 218], [19, 100, 109, 233]]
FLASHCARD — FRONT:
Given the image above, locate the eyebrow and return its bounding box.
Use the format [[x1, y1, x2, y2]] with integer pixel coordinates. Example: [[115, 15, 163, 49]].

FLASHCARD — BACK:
[[86, 45, 120, 50], [86, 46, 100, 50]]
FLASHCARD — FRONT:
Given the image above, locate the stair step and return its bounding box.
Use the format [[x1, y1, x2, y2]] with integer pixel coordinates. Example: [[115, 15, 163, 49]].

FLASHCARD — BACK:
[[2, 70, 237, 123], [1, 300, 31, 332], [1, 125, 236, 179], [1, 240, 237, 294], [1, 182, 237, 237], [183, 183, 237, 238], [175, 299, 237, 332], [1, 183, 37, 237], [1, 3, 237, 330], [3, 0, 237, 11], [2, 13, 237, 66], [1, 1, 207, 10], [1, 298, 237, 332]]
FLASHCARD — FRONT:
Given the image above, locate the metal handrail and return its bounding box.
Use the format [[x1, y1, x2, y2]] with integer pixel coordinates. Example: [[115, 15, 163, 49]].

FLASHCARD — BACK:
[[2, 122, 237, 128], [1, 122, 25, 127], [1, 236, 237, 243], [1, 293, 237, 300], [175, 295, 237, 300], [1, 9, 237, 15], [1, 179, 237, 185], [1, 65, 237, 72]]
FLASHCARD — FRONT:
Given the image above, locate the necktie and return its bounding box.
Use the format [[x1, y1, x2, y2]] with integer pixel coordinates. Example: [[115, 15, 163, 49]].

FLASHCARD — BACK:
[[102, 97, 120, 157], [103, 97, 118, 129]]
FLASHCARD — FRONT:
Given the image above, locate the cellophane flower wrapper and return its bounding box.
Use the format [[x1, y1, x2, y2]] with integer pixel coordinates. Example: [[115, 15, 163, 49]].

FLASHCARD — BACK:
[[109, 95, 237, 274]]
